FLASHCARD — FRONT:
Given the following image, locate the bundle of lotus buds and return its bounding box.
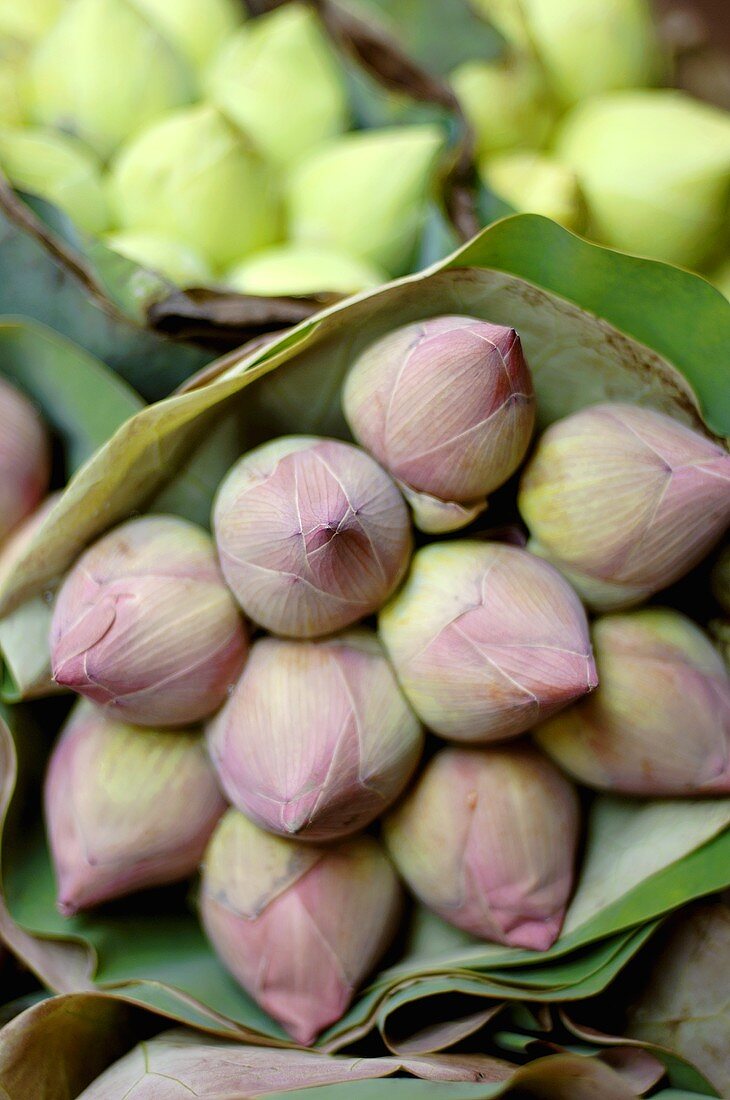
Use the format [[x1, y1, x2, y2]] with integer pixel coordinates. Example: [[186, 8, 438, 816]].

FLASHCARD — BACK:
[[39, 312, 730, 1046], [0, 0, 445, 293]]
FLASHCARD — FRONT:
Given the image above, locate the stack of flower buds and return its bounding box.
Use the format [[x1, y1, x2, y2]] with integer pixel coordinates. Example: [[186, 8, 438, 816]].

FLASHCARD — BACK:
[[43, 315, 730, 1044], [0, 0, 444, 294]]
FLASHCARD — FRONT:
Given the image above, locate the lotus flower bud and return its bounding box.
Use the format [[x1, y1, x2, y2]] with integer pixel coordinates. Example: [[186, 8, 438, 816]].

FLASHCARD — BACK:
[[27, 0, 194, 160], [50, 515, 248, 727], [627, 900, 730, 1096], [379, 540, 596, 742], [518, 404, 730, 611], [213, 436, 411, 638], [536, 609, 730, 795], [287, 126, 444, 277], [45, 702, 226, 915], [0, 126, 109, 234], [206, 3, 348, 171], [201, 810, 402, 1044], [479, 152, 585, 232], [226, 244, 385, 298], [343, 316, 535, 534], [208, 630, 422, 841], [451, 54, 554, 159], [132, 0, 241, 73], [104, 230, 210, 287], [0, 0, 60, 44], [384, 745, 580, 950], [474, 0, 661, 107], [0, 375, 51, 546], [554, 91, 730, 268], [109, 104, 282, 272], [0, 50, 26, 127]]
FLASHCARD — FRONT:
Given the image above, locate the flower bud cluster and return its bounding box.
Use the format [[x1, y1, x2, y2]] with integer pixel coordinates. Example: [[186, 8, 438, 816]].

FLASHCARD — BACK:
[[44, 309, 730, 1046], [14, 0, 444, 291]]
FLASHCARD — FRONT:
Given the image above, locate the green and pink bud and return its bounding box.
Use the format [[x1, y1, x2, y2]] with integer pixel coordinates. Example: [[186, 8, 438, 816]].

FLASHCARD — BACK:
[[0, 376, 51, 546], [384, 745, 580, 950], [45, 702, 226, 915], [379, 540, 596, 742], [519, 403, 730, 611], [201, 810, 402, 1044], [343, 316, 535, 533], [207, 629, 422, 841], [536, 608, 730, 796], [50, 515, 248, 727], [213, 436, 412, 638]]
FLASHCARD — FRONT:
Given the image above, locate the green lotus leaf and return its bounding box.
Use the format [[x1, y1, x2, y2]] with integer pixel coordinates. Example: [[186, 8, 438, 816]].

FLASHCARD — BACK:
[[0, 186, 209, 400]]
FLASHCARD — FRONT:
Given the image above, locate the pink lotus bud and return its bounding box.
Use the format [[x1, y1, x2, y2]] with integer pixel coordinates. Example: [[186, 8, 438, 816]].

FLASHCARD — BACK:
[[50, 515, 248, 727], [379, 540, 596, 742], [519, 403, 730, 611], [200, 810, 402, 1044], [213, 436, 411, 638], [45, 702, 226, 915], [343, 316, 535, 533], [208, 629, 423, 841], [384, 744, 580, 950], [536, 608, 730, 795], [0, 375, 51, 545]]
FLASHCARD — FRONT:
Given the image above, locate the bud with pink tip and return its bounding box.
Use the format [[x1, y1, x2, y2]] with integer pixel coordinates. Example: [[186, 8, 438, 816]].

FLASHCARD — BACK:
[[45, 702, 226, 915], [208, 629, 422, 841], [342, 316, 535, 533], [213, 436, 411, 638], [379, 540, 596, 742], [519, 403, 730, 611], [200, 810, 402, 1044], [0, 375, 51, 546], [384, 744, 580, 950], [536, 608, 730, 795], [50, 515, 248, 727]]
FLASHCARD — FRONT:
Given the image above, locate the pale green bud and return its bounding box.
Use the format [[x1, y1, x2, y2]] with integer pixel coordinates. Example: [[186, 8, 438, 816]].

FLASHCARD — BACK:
[[480, 151, 586, 231], [0, 126, 108, 233], [451, 54, 554, 159], [0, 49, 27, 127], [475, 0, 661, 107], [131, 0, 242, 73], [109, 105, 282, 272], [287, 126, 444, 276], [104, 230, 211, 287], [27, 0, 194, 159], [554, 90, 730, 268], [225, 244, 385, 298], [0, 0, 61, 44], [206, 2, 348, 170]]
